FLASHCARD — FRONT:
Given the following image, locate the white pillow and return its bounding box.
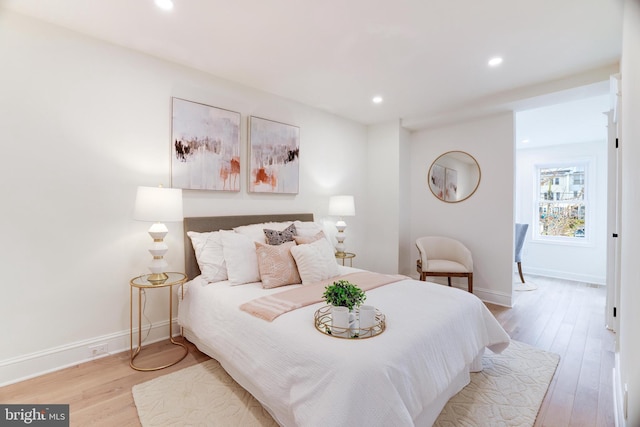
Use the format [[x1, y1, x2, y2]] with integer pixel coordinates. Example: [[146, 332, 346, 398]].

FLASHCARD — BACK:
[[234, 221, 293, 242], [293, 220, 325, 237], [220, 230, 261, 285], [187, 231, 227, 283], [290, 238, 340, 285]]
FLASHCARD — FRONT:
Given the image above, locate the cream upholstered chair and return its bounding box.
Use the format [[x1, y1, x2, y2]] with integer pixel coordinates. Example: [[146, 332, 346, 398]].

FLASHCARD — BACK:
[[416, 236, 474, 293]]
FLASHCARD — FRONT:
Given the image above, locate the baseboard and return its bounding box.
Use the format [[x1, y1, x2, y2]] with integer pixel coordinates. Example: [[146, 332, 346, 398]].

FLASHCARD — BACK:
[[523, 266, 606, 285], [613, 352, 627, 427], [474, 287, 513, 307], [0, 319, 179, 387], [408, 274, 513, 307]]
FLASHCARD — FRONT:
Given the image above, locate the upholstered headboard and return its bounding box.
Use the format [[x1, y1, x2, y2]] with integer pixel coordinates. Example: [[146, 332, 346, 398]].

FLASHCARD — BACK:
[[183, 213, 314, 280]]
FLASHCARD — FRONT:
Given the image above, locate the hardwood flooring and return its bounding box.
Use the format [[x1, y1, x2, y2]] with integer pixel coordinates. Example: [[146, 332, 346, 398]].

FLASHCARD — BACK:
[[0, 340, 209, 426], [0, 275, 615, 426], [490, 275, 616, 427]]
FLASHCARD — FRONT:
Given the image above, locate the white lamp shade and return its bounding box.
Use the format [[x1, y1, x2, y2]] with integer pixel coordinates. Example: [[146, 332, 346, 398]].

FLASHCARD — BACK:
[[134, 186, 183, 222], [328, 195, 355, 217]]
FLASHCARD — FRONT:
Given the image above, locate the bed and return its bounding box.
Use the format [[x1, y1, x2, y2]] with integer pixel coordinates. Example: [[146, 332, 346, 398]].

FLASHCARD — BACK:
[[177, 213, 510, 426]]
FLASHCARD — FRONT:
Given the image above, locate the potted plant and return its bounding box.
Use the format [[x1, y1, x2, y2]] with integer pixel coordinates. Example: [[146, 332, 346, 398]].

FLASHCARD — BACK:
[[322, 279, 366, 310], [323, 279, 366, 337]]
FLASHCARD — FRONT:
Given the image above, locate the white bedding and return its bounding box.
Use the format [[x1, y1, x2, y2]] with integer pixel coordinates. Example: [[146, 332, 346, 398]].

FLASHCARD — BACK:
[[178, 267, 510, 426]]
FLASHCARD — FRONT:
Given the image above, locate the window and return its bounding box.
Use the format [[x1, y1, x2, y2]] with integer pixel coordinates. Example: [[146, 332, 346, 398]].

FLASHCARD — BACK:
[[536, 164, 587, 240]]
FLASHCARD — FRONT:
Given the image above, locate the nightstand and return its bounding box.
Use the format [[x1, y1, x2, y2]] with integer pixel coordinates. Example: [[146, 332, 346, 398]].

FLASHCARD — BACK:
[[335, 252, 356, 267], [129, 272, 188, 371]]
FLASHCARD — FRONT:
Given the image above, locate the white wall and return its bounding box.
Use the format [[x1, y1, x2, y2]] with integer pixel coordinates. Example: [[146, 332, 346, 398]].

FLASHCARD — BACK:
[[398, 126, 412, 277], [515, 141, 608, 284], [618, 0, 640, 424], [0, 11, 368, 385], [409, 113, 515, 306], [363, 121, 402, 274], [362, 122, 412, 276]]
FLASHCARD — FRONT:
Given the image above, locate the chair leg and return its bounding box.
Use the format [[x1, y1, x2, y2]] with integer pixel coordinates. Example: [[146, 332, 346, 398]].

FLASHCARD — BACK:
[[517, 262, 525, 283], [447, 277, 451, 286], [468, 273, 473, 294]]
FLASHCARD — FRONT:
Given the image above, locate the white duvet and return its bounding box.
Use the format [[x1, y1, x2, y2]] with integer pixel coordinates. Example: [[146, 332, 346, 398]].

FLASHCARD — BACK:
[[178, 268, 510, 426]]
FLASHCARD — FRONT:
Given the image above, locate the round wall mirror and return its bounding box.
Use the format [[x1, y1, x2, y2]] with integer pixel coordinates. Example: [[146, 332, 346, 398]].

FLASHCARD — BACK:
[[428, 151, 481, 203]]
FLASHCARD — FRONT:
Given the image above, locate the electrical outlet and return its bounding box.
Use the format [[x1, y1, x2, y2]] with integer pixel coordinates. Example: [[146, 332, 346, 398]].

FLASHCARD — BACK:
[[88, 343, 109, 357]]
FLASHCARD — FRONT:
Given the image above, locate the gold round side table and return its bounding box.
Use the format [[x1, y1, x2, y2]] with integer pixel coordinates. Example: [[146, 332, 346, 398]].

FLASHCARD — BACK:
[[129, 272, 188, 371], [335, 252, 356, 267]]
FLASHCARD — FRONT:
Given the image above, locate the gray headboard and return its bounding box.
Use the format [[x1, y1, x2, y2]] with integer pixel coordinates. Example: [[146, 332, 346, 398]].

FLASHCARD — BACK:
[[183, 213, 314, 280]]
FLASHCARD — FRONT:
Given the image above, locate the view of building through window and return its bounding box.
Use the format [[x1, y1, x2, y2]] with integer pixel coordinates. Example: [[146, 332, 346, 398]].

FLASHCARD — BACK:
[[537, 165, 586, 238]]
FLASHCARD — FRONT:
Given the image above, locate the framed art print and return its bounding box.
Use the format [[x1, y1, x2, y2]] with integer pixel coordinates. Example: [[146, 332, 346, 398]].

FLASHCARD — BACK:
[[445, 168, 458, 201], [171, 97, 241, 191], [249, 116, 300, 194], [429, 163, 445, 201]]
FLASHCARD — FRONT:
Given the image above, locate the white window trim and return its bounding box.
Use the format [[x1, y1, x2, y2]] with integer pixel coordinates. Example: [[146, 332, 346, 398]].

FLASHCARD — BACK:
[[532, 159, 594, 247]]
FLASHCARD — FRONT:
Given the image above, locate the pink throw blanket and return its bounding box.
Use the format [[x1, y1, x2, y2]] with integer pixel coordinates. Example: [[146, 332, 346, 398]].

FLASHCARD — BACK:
[[240, 271, 408, 321]]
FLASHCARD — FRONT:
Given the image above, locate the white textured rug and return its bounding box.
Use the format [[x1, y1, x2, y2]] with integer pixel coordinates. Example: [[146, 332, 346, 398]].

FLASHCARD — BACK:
[[514, 280, 538, 291], [133, 340, 558, 427], [434, 340, 558, 426]]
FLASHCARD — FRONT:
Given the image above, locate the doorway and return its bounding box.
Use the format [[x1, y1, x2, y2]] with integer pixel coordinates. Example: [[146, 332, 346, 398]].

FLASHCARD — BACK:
[[514, 95, 611, 294]]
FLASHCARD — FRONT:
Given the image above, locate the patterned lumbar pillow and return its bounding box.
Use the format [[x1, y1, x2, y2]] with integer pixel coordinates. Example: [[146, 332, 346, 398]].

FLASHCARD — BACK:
[[264, 223, 297, 245]]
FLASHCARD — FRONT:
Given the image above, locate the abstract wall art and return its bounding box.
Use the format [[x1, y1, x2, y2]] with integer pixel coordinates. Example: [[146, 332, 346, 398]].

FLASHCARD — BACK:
[[249, 116, 300, 194], [171, 98, 241, 191]]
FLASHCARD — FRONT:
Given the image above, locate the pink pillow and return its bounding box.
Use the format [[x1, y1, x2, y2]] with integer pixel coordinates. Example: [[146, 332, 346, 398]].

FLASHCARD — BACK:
[[255, 241, 301, 289], [293, 230, 326, 245]]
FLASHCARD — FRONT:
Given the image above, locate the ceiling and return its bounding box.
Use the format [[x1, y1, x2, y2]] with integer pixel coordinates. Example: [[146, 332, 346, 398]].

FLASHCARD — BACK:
[[0, 0, 623, 129], [516, 94, 611, 149]]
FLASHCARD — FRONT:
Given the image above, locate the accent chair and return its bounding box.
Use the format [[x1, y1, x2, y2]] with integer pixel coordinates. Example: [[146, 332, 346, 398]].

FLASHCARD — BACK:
[[416, 236, 474, 293]]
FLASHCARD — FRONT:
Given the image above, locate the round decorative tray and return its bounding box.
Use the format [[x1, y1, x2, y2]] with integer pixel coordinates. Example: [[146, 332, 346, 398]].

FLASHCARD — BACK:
[[314, 305, 386, 339]]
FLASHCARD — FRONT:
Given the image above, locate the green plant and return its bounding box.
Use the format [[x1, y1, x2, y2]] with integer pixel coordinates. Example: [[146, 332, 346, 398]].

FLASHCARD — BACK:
[[322, 280, 366, 311]]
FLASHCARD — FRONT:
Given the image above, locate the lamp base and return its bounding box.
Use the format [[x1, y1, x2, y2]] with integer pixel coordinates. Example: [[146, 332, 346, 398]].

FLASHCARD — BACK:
[[147, 272, 169, 285], [146, 223, 170, 285]]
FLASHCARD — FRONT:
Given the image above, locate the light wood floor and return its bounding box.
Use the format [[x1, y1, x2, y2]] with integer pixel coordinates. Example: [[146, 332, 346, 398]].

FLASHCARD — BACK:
[[0, 275, 615, 426], [492, 275, 616, 427]]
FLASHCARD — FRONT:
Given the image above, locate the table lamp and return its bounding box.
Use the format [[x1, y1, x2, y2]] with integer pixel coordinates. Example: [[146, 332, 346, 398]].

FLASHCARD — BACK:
[[134, 185, 183, 284], [328, 195, 355, 256]]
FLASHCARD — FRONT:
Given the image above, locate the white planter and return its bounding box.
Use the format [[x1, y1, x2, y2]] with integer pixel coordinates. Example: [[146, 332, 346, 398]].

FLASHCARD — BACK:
[[331, 306, 349, 337]]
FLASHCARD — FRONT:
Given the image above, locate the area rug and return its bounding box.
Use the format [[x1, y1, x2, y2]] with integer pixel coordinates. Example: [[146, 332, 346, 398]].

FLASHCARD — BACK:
[[133, 340, 558, 427], [514, 280, 538, 291], [434, 340, 558, 426]]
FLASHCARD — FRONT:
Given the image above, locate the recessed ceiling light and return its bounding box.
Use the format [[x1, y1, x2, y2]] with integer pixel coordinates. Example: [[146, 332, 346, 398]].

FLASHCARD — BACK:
[[372, 96, 383, 104], [155, 0, 174, 11], [522, 139, 530, 144], [488, 57, 503, 67]]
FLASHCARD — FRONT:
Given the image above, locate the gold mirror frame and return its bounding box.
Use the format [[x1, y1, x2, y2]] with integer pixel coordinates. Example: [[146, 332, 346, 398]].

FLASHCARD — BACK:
[[427, 151, 481, 203]]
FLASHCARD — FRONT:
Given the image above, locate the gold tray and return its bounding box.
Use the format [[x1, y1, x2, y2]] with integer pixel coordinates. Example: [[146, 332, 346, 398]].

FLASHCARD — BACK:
[[313, 305, 385, 339]]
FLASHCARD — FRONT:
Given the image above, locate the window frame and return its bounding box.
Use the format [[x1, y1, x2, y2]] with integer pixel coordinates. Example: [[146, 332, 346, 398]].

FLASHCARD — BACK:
[[532, 160, 592, 246]]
